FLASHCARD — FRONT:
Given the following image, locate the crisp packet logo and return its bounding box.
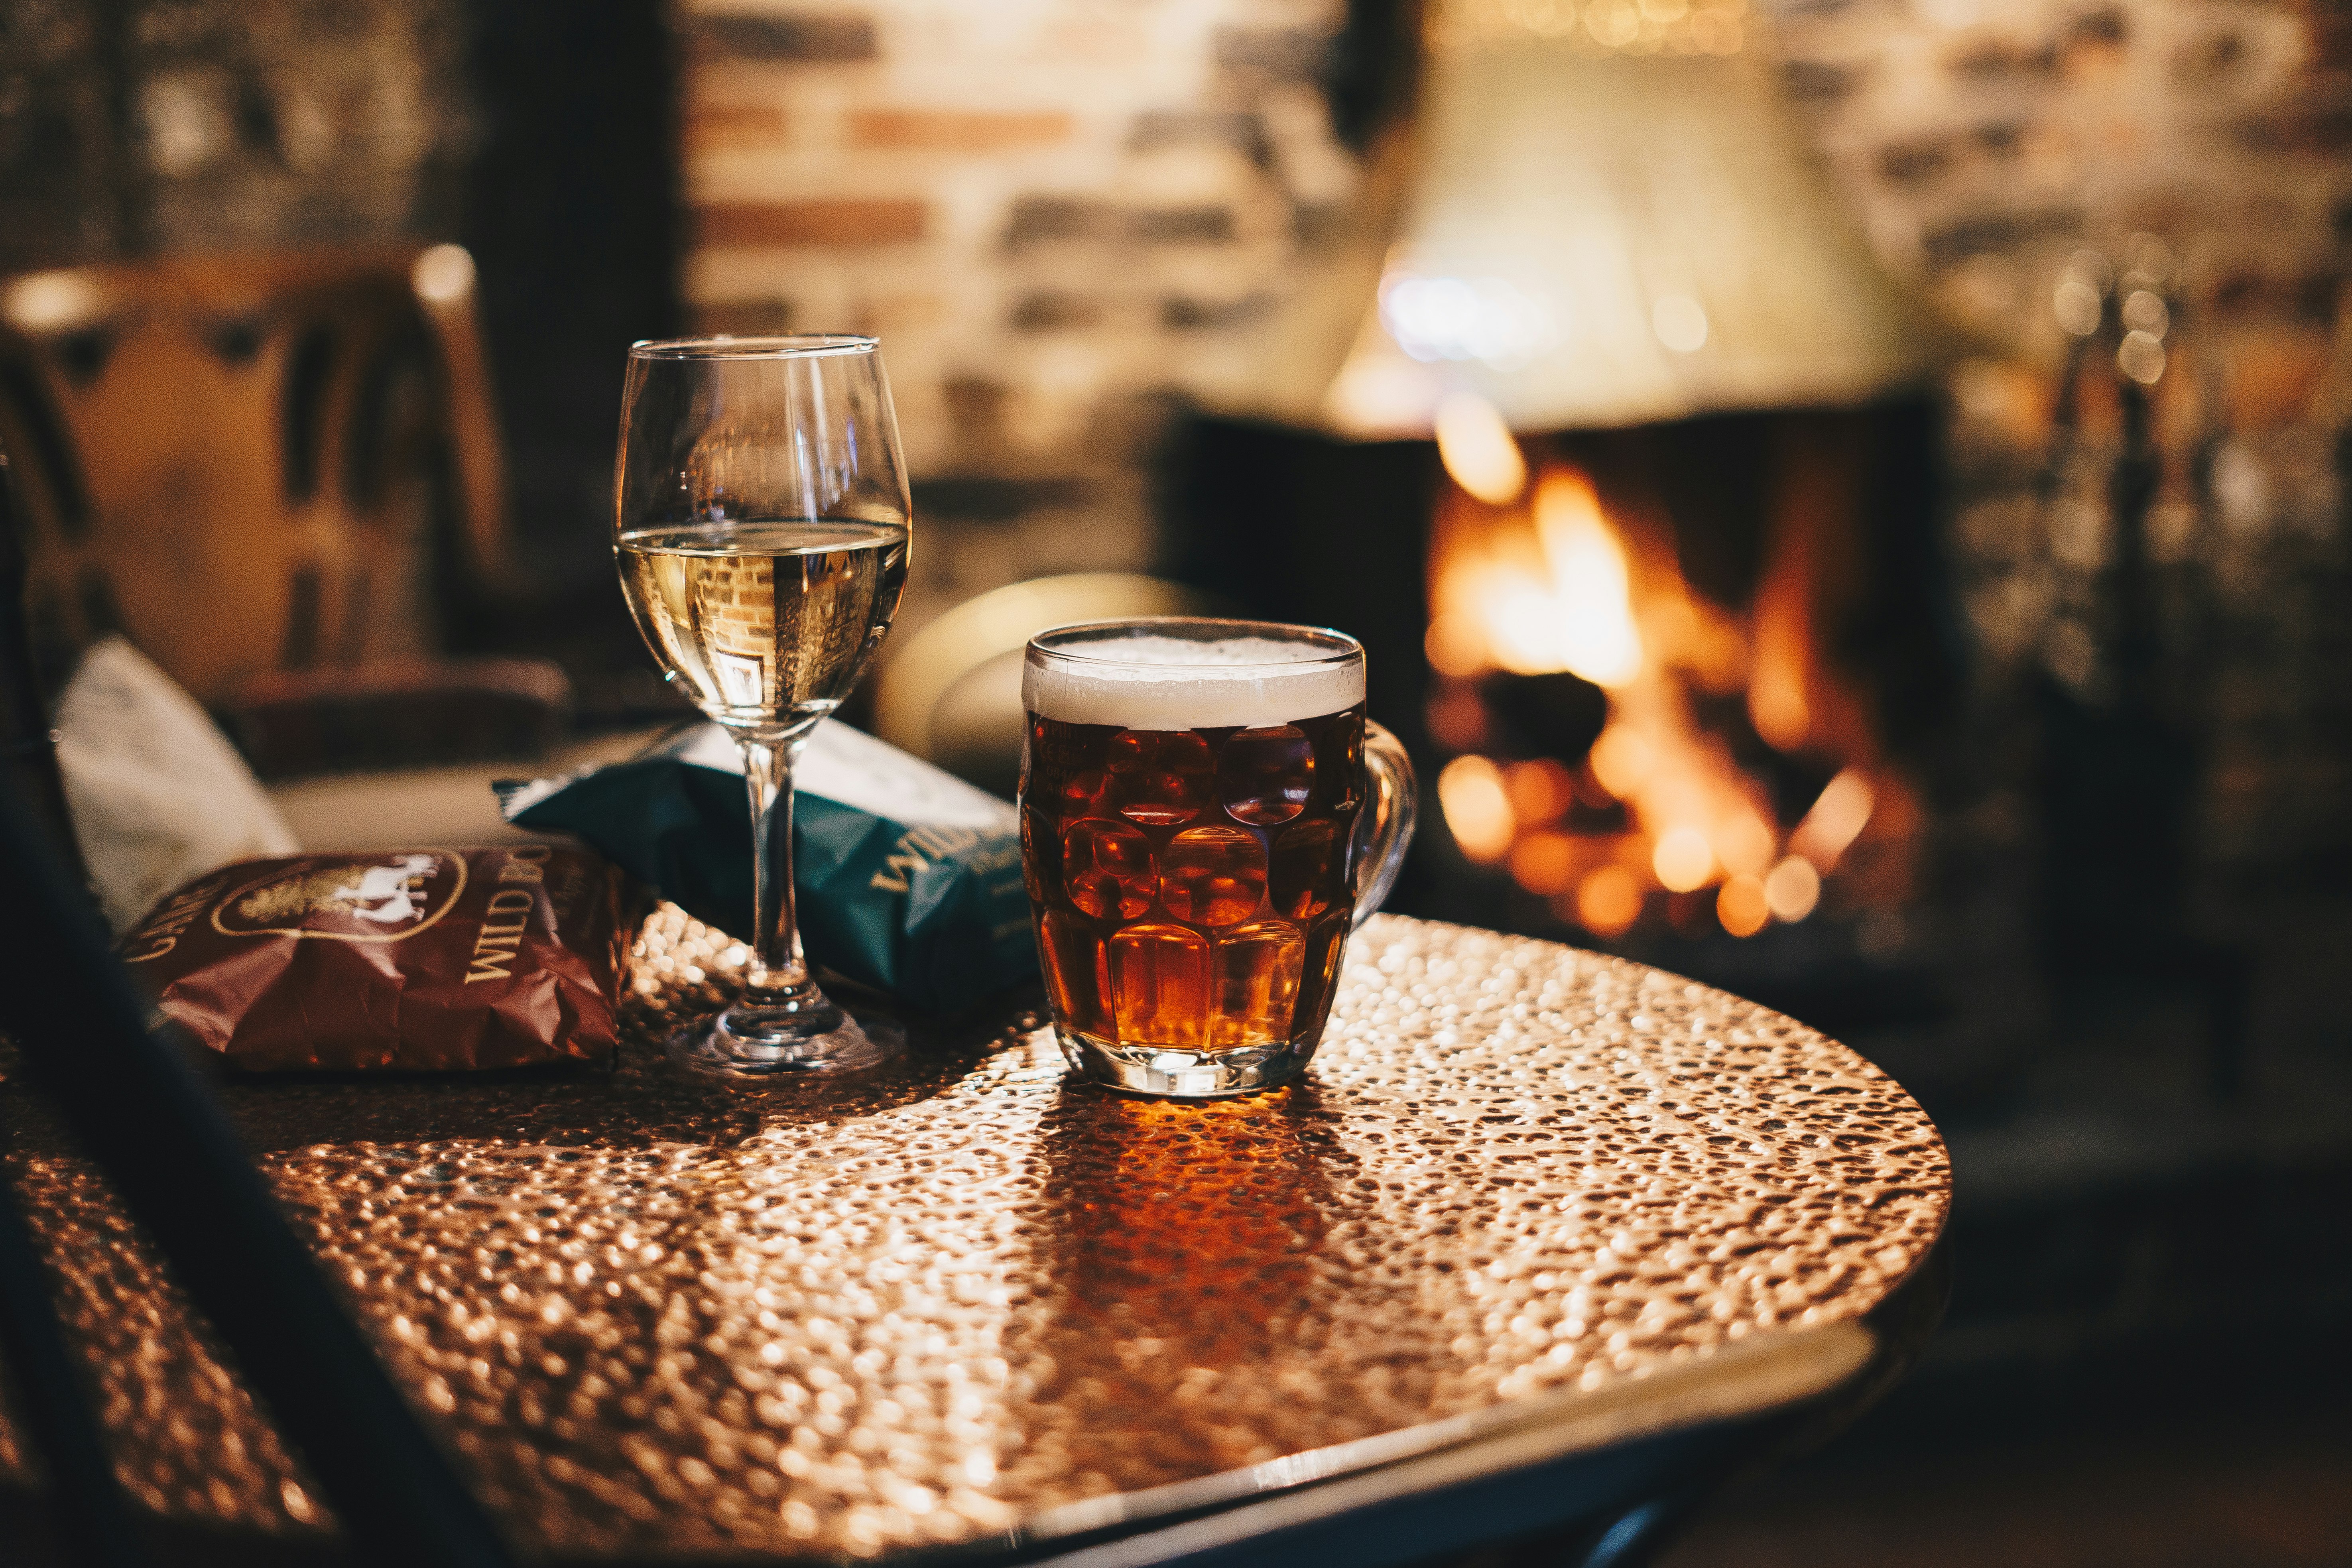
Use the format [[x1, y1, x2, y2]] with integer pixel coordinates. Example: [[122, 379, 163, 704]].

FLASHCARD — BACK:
[[213, 851, 468, 942]]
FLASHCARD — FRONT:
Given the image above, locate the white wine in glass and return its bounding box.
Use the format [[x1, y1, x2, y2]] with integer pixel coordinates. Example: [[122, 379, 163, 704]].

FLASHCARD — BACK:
[[614, 338, 911, 1076]]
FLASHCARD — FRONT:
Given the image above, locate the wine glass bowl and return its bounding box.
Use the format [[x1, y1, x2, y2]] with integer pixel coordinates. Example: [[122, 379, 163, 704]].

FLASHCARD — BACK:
[[615, 336, 911, 1076], [618, 519, 908, 732]]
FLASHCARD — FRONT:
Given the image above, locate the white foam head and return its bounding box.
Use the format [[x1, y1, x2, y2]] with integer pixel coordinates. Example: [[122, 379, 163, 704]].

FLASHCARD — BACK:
[[1024, 626, 1365, 729]]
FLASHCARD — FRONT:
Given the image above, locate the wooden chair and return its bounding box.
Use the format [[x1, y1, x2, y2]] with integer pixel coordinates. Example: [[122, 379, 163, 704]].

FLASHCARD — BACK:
[[0, 246, 515, 718]]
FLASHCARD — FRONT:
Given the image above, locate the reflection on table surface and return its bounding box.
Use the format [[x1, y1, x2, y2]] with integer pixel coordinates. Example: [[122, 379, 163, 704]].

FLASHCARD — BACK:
[[0, 912, 1947, 1559]]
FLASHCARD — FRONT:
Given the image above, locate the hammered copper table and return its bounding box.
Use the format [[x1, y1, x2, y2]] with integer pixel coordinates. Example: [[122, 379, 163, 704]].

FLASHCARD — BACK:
[[0, 911, 1950, 1566]]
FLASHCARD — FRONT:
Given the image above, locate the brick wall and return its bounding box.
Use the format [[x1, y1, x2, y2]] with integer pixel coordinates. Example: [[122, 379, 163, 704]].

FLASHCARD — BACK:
[[673, 0, 1369, 626], [0, 0, 473, 269], [674, 0, 2352, 868], [0, 0, 124, 267], [7, 0, 2350, 864], [1762, 0, 2352, 870]]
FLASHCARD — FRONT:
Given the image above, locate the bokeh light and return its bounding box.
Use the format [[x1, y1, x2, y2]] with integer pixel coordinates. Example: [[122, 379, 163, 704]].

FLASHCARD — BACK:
[[1575, 864, 1643, 936], [1439, 755, 1516, 862], [1717, 873, 1769, 936], [1653, 825, 1715, 891], [1765, 854, 1821, 921]]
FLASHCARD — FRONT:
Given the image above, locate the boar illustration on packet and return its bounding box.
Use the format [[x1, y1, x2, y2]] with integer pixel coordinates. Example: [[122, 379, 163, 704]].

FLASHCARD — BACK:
[[496, 721, 1035, 1015]]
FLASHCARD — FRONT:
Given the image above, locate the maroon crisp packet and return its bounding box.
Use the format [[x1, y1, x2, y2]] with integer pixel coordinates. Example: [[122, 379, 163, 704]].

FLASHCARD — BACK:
[[119, 846, 635, 1071]]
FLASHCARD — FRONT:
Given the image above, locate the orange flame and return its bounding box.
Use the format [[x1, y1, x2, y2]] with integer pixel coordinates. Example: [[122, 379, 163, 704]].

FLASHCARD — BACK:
[[1431, 457, 1897, 939]]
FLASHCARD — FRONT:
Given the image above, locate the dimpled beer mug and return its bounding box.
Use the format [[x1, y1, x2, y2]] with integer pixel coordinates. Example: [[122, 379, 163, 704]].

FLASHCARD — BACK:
[[1020, 618, 1418, 1096]]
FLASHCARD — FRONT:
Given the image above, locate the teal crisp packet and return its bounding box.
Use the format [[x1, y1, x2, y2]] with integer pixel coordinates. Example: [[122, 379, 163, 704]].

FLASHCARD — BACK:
[[495, 722, 1034, 1015]]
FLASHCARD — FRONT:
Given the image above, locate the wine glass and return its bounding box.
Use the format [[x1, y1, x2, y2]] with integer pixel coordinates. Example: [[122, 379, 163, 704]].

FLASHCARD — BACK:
[[615, 336, 911, 1076]]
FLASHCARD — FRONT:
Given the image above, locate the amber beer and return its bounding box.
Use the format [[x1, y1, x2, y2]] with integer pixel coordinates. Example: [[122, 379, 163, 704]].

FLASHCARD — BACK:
[[1020, 620, 1415, 1096]]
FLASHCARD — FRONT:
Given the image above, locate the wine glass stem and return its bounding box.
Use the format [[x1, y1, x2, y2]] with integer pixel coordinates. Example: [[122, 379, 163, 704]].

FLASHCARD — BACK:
[[740, 732, 812, 999]]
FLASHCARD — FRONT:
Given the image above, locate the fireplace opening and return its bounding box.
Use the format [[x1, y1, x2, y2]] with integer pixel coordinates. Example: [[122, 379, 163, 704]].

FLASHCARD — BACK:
[[1167, 391, 1964, 1039], [1425, 394, 1956, 934]]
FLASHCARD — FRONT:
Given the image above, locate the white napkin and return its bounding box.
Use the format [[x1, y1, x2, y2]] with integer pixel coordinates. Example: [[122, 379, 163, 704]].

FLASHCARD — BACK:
[[53, 637, 299, 930]]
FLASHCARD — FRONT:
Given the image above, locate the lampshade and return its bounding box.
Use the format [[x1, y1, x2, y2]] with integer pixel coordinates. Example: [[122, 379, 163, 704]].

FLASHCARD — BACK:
[[1215, 0, 1939, 435]]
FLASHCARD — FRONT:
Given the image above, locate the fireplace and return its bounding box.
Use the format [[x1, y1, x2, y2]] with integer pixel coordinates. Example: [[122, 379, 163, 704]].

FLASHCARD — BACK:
[[1424, 395, 1954, 928], [1167, 392, 1962, 1029], [1155, 0, 1994, 1041]]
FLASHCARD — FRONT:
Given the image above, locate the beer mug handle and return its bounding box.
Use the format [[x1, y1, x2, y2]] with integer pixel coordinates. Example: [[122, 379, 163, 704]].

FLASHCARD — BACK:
[[1352, 721, 1419, 927]]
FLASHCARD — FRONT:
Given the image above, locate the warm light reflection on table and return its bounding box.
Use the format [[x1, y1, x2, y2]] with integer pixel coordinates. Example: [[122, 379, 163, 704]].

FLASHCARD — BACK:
[[0, 910, 1947, 1558]]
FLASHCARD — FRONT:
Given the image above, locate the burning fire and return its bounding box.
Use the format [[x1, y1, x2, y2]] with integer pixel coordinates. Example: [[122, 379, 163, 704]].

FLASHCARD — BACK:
[[1427, 398, 1904, 941]]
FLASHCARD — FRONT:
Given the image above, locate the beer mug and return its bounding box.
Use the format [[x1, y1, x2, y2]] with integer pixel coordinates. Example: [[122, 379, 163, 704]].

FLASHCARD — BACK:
[[1019, 618, 1418, 1096]]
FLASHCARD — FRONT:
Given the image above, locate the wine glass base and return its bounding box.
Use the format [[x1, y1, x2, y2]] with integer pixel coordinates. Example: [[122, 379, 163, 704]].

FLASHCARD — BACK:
[[667, 1001, 904, 1078]]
